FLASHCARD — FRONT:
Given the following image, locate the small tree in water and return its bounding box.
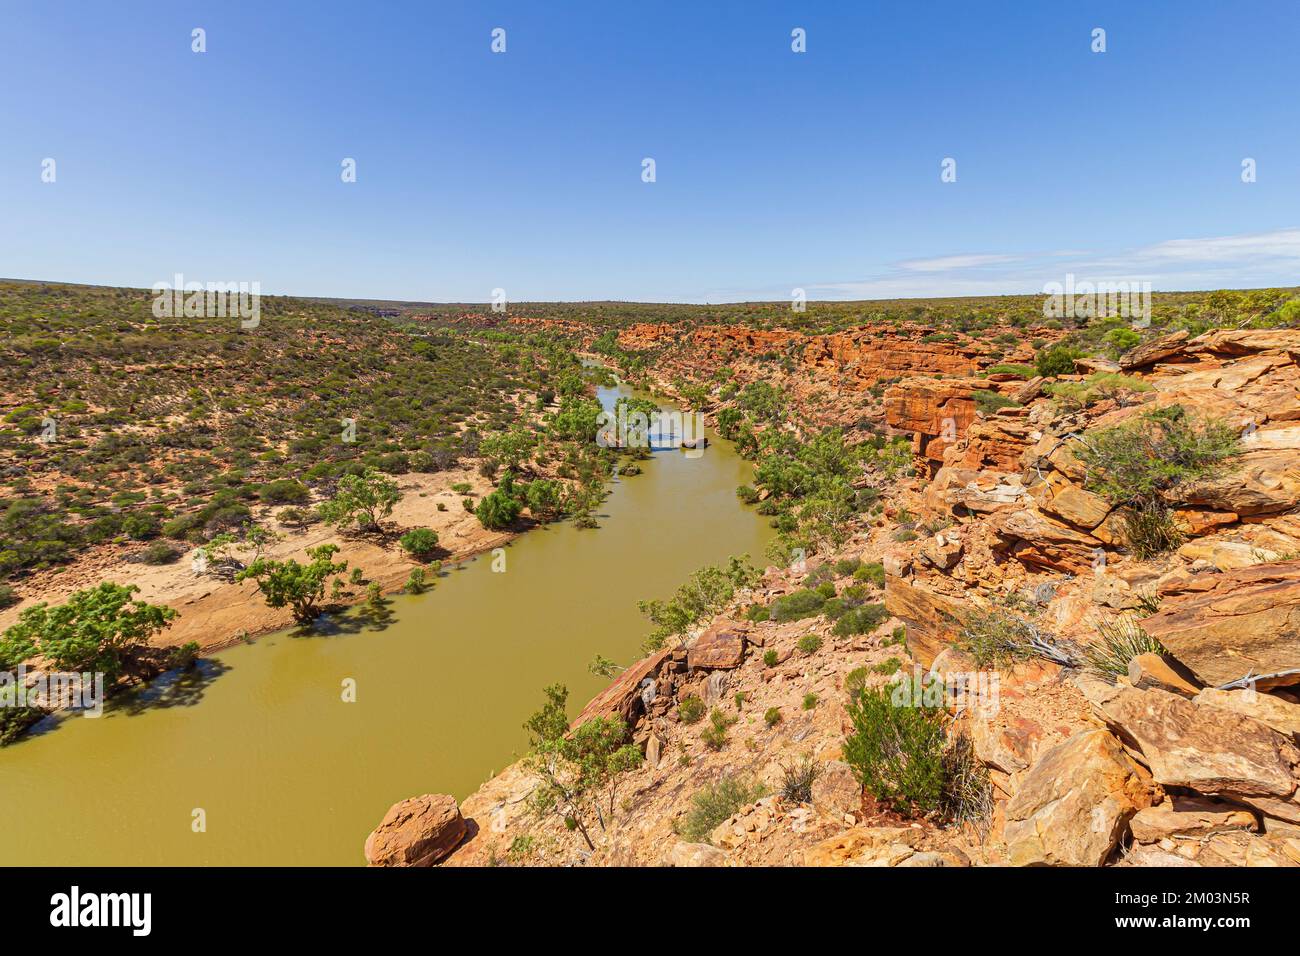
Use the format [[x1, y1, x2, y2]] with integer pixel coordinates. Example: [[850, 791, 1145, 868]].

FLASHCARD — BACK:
[[522, 684, 642, 850]]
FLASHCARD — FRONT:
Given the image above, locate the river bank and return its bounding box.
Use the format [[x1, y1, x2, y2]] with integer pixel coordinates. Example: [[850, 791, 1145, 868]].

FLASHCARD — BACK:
[[0, 377, 774, 865]]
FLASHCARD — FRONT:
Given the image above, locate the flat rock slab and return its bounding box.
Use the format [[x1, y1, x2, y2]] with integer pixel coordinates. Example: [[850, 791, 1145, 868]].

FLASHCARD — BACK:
[[1095, 687, 1300, 798], [1141, 559, 1300, 687]]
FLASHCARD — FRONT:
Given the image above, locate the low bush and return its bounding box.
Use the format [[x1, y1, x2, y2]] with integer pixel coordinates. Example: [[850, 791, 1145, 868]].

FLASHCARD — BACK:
[[1075, 405, 1239, 558], [678, 775, 768, 844], [678, 695, 706, 724], [843, 685, 947, 814], [398, 527, 440, 559], [831, 603, 887, 637], [1082, 616, 1166, 680], [797, 633, 823, 655], [769, 588, 827, 622]]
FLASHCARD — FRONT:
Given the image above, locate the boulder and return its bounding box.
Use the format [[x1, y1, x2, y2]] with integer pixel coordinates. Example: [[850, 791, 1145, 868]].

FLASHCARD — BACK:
[[1038, 483, 1111, 531], [993, 508, 1105, 573], [919, 532, 963, 571], [1140, 560, 1300, 687], [972, 714, 1046, 773], [1094, 687, 1300, 798], [1176, 450, 1300, 516], [574, 648, 670, 727], [1126, 653, 1202, 698], [1119, 330, 1191, 369], [364, 794, 467, 867], [1004, 729, 1155, 866], [1194, 831, 1300, 867], [687, 624, 746, 670]]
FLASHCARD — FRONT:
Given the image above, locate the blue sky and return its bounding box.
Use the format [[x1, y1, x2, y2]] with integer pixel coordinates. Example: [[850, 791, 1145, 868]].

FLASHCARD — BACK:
[[2, 1, 1298, 303]]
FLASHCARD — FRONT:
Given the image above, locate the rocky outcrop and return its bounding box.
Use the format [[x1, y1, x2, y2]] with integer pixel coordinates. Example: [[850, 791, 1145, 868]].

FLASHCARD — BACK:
[[1128, 796, 1258, 843], [364, 794, 467, 867], [1141, 560, 1300, 687], [883, 574, 966, 667], [1093, 687, 1300, 798], [1004, 729, 1156, 866]]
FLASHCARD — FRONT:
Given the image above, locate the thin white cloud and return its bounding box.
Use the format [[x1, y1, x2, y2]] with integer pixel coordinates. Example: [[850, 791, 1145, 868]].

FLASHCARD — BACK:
[[1131, 228, 1300, 263], [711, 227, 1300, 302], [895, 253, 1021, 272]]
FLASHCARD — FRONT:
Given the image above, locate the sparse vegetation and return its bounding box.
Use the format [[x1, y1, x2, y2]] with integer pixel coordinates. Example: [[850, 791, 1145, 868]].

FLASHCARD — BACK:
[[1075, 405, 1240, 558], [677, 775, 768, 844], [1082, 616, 1166, 681]]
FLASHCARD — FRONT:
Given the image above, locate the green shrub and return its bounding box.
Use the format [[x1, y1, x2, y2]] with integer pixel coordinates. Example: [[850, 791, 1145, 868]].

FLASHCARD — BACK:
[[972, 389, 1021, 415], [802, 692, 818, 710], [678, 775, 768, 844], [762, 649, 778, 667], [259, 479, 310, 505], [873, 657, 902, 676], [797, 633, 823, 655], [958, 608, 1045, 668], [833, 557, 862, 576], [475, 488, 522, 530], [398, 527, 440, 559], [405, 567, 426, 594], [744, 603, 770, 623], [764, 707, 782, 727], [1035, 344, 1082, 378], [831, 603, 887, 637], [843, 686, 947, 814], [678, 695, 706, 724], [843, 666, 870, 701], [701, 708, 735, 750], [854, 561, 885, 587], [769, 588, 827, 622], [1075, 405, 1239, 558], [0, 583, 16, 610], [139, 540, 181, 565], [984, 363, 1036, 379], [1046, 372, 1152, 411]]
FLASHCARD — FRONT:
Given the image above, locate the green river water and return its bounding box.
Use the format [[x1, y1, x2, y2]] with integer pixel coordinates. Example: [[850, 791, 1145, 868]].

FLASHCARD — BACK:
[[0, 379, 772, 865]]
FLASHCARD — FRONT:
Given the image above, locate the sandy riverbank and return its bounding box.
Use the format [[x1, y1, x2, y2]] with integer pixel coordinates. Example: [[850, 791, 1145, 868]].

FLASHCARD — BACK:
[[0, 467, 515, 656]]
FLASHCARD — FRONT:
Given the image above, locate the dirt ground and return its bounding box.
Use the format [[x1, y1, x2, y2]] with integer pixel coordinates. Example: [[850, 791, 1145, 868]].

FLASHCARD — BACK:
[[0, 467, 515, 654]]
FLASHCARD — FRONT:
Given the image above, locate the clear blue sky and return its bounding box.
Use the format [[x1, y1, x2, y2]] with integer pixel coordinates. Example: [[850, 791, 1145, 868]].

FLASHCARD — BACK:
[[2, 1, 1298, 302]]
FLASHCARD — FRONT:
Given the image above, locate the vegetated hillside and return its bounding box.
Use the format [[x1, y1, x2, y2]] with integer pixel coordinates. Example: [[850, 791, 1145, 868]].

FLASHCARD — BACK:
[[0, 281, 549, 579], [420, 285, 1300, 335], [0, 281, 626, 743], [369, 288, 1300, 869]]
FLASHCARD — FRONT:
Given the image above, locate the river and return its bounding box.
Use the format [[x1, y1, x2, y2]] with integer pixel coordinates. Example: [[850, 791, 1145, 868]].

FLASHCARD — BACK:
[[0, 377, 772, 865]]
